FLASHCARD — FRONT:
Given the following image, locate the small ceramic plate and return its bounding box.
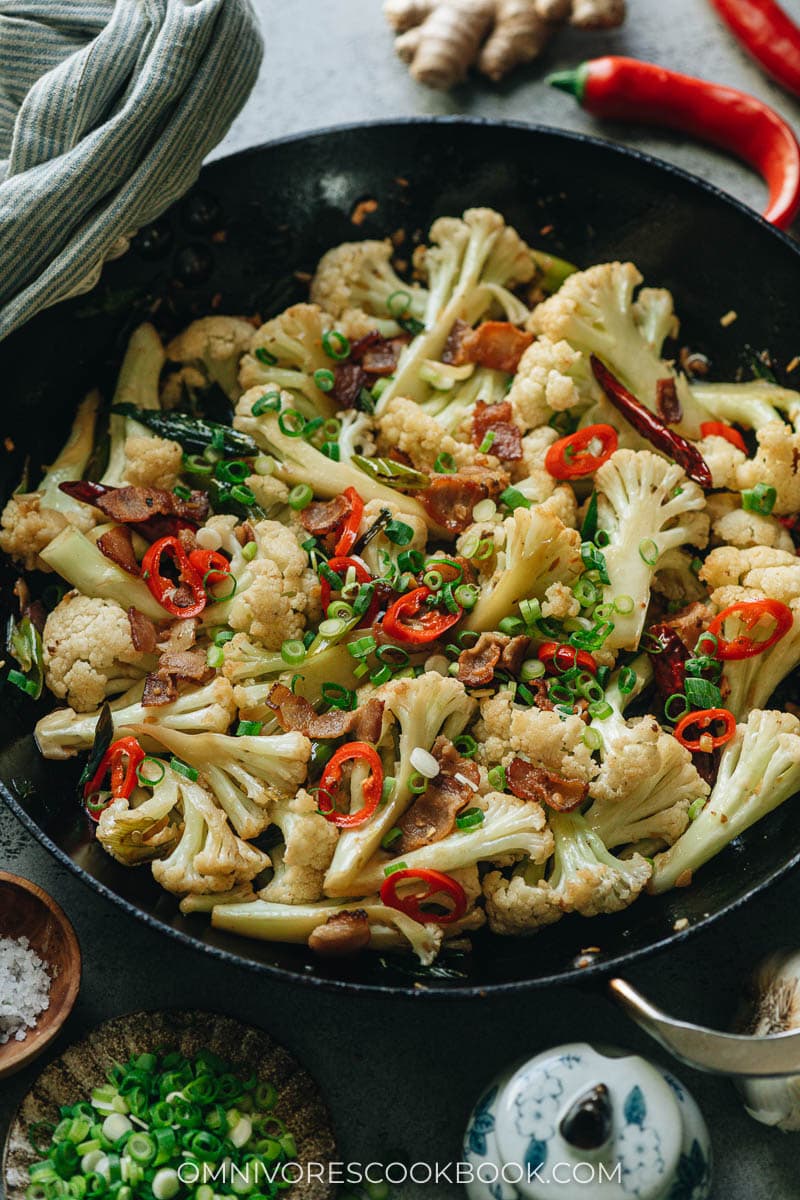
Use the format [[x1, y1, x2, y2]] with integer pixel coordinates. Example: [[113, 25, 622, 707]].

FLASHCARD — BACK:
[[3, 1009, 335, 1200]]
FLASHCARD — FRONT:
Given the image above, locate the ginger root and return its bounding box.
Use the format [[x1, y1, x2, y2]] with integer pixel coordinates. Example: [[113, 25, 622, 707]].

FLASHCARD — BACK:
[[384, 0, 626, 88]]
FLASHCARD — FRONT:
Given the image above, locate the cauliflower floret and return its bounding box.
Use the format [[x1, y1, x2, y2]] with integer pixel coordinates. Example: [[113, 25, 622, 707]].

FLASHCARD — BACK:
[[705, 492, 794, 553], [735, 421, 800, 515], [238, 303, 339, 419], [694, 435, 746, 490], [311, 239, 428, 321], [528, 261, 705, 436], [483, 867, 564, 934], [358, 497, 428, 580], [97, 781, 182, 865], [225, 519, 320, 648], [541, 581, 580, 620], [378, 396, 482, 471], [259, 789, 339, 904], [152, 776, 270, 896], [594, 449, 709, 650], [162, 316, 255, 405], [244, 473, 290, 517], [507, 337, 599, 431], [122, 434, 183, 490], [0, 497, 74, 572], [700, 544, 800, 600], [585, 719, 707, 848], [43, 593, 152, 711], [475, 690, 600, 783]]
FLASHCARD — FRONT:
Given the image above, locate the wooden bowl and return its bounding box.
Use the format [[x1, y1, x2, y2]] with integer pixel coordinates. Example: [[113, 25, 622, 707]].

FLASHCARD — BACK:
[[4, 1010, 336, 1199], [0, 872, 81, 1079]]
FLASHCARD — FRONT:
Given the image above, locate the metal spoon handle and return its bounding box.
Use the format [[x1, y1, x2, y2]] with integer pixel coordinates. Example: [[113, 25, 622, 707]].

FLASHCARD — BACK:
[[609, 978, 800, 1077]]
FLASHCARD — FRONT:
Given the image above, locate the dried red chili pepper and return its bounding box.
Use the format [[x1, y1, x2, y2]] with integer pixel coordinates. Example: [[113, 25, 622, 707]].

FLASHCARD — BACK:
[[549, 56, 800, 229], [591, 357, 713, 488], [83, 736, 145, 819], [707, 597, 793, 658], [317, 742, 383, 829], [673, 707, 736, 751], [699, 421, 747, 453], [141, 536, 207, 618], [538, 641, 599, 676], [709, 0, 800, 99], [645, 624, 690, 698], [333, 487, 365, 557], [380, 867, 467, 925], [381, 586, 461, 644], [544, 424, 618, 480]]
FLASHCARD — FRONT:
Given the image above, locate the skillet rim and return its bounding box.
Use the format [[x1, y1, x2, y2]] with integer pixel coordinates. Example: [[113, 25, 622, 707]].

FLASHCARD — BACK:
[[5, 114, 800, 999]]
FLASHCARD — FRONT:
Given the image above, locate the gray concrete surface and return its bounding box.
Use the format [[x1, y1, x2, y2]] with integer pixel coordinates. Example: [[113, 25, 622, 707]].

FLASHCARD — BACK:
[[3, 0, 800, 1196]]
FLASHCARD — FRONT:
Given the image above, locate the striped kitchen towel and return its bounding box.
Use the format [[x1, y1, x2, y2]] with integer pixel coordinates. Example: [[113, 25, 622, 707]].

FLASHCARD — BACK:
[[0, 0, 263, 341]]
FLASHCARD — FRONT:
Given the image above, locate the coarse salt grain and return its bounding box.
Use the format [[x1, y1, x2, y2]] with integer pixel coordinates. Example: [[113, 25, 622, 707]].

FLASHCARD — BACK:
[[0, 935, 51, 1043]]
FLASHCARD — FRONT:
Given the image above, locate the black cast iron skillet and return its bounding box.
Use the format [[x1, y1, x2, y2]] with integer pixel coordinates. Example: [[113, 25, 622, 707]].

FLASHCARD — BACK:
[[2, 118, 800, 998]]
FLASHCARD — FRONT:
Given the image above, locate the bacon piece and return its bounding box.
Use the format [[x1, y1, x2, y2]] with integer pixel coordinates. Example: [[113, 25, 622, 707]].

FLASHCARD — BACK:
[[266, 683, 352, 738], [349, 331, 383, 360], [332, 362, 368, 407], [352, 698, 386, 744], [142, 671, 178, 706], [656, 377, 682, 424], [453, 321, 534, 373], [308, 910, 371, 958], [421, 464, 509, 534], [395, 737, 480, 853], [361, 336, 409, 376], [60, 482, 208, 527], [471, 399, 522, 461], [97, 525, 140, 575], [507, 758, 588, 812], [158, 649, 213, 683], [300, 493, 351, 537], [457, 631, 531, 687], [127, 607, 158, 654]]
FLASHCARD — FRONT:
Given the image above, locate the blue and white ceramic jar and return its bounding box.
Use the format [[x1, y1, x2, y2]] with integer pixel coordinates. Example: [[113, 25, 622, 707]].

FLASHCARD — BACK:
[[463, 1042, 711, 1200]]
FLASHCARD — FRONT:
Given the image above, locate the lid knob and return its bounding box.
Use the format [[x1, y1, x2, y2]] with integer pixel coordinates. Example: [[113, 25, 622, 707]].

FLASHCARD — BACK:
[[558, 1082, 613, 1150]]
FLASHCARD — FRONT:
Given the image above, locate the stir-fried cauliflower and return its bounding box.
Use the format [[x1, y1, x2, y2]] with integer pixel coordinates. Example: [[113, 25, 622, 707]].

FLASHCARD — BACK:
[[122, 434, 183, 490], [43, 593, 153, 711]]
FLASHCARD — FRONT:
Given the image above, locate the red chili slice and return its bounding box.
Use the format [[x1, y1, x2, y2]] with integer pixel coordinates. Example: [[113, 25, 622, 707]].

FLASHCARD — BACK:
[[381, 586, 461, 644], [537, 641, 598, 676], [320, 555, 372, 614], [707, 598, 793, 659], [699, 421, 747, 454], [673, 707, 736, 751], [380, 867, 467, 926], [141, 536, 207, 618], [83, 736, 145, 820], [544, 424, 619, 480], [334, 487, 365, 557], [188, 549, 232, 586], [317, 741, 383, 828]]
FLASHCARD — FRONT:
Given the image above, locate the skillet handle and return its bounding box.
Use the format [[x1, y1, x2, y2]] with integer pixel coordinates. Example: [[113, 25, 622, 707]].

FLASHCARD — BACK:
[[609, 977, 800, 1078]]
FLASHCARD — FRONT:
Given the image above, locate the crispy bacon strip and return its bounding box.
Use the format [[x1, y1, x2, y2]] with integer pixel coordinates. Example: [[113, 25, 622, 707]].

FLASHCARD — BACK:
[[395, 737, 480, 853], [59, 481, 208, 526], [507, 758, 588, 812], [421, 464, 509, 534], [267, 683, 384, 740], [471, 399, 522, 461], [300, 494, 352, 537], [127, 607, 158, 654], [453, 321, 534, 373], [457, 632, 531, 687], [97, 525, 140, 575], [308, 910, 371, 957]]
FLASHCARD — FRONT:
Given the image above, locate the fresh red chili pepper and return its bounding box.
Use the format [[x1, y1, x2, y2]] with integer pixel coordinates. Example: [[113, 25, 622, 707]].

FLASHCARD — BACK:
[[188, 548, 232, 586], [538, 641, 599, 676], [673, 707, 737, 751], [709, 0, 800, 99], [544, 424, 618, 480], [707, 597, 793, 658], [591, 357, 713, 488], [317, 741, 383, 828], [320, 555, 372, 614], [699, 421, 748, 453], [549, 56, 800, 229], [333, 487, 365, 557], [141, 536, 207, 618], [83, 736, 145, 819], [380, 868, 467, 926], [381, 586, 461, 644]]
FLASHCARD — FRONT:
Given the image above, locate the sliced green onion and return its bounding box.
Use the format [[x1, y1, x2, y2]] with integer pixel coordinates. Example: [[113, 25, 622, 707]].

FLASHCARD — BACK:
[[456, 807, 484, 830], [613, 594, 634, 614], [281, 639, 306, 666], [255, 347, 278, 366], [215, 460, 250, 484], [384, 860, 408, 877], [518, 598, 541, 626], [348, 635, 378, 658], [408, 773, 427, 794], [478, 430, 496, 454], [321, 441, 340, 461], [251, 391, 281, 416], [353, 661, 370, 678], [587, 699, 613, 720], [136, 757, 166, 787], [327, 600, 354, 619], [618, 666, 637, 694], [742, 482, 777, 515], [384, 519, 414, 545], [423, 569, 443, 589], [454, 734, 478, 757], [387, 289, 412, 316], [572, 577, 598, 608], [498, 616, 525, 636], [321, 682, 356, 709], [322, 330, 350, 360], [370, 665, 392, 685], [254, 454, 275, 475], [638, 538, 659, 566], [376, 644, 409, 666], [688, 797, 706, 821], [313, 368, 336, 392], [581, 541, 610, 584], [278, 409, 306, 436], [236, 720, 262, 737], [302, 416, 324, 440], [242, 540, 258, 562], [685, 676, 722, 709], [593, 602, 615, 621], [434, 452, 456, 474], [472, 498, 497, 522], [381, 827, 403, 850], [520, 658, 545, 681], [288, 484, 313, 510], [203, 570, 237, 601], [213, 628, 235, 646], [454, 583, 479, 610], [230, 484, 255, 506], [487, 765, 506, 791], [397, 548, 424, 573], [381, 776, 396, 804], [170, 758, 198, 782], [582, 727, 604, 751], [172, 483, 192, 501], [664, 692, 690, 721], [206, 645, 224, 669], [595, 528, 611, 547], [7, 669, 38, 696], [499, 486, 531, 511]]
